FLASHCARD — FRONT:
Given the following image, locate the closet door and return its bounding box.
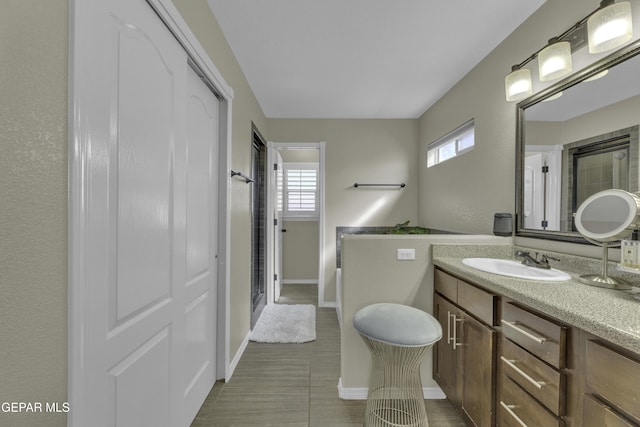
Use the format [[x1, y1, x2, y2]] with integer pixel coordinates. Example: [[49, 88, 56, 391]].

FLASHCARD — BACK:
[[183, 65, 220, 425], [73, 0, 192, 425]]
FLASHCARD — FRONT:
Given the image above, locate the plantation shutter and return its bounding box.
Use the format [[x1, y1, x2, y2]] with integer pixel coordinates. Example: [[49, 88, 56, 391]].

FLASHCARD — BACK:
[[283, 163, 318, 218]]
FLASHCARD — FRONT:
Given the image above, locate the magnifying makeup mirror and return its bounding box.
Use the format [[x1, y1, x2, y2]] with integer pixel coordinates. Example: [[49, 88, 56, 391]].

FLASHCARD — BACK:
[[574, 189, 640, 290]]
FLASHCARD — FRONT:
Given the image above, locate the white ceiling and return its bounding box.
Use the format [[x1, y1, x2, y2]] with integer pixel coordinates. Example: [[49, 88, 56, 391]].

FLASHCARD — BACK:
[[207, 0, 546, 119]]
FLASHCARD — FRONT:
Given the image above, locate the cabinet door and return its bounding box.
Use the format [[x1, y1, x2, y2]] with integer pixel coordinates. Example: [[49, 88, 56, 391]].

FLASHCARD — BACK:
[[583, 394, 639, 427], [585, 340, 640, 424], [462, 313, 496, 427], [434, 294, 462, 406]]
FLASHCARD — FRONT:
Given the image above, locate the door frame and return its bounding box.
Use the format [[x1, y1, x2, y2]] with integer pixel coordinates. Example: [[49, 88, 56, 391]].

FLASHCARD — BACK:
[[250, 124, 268, 328], [68, 1, 234, 424], [266, 142, 327, 307]]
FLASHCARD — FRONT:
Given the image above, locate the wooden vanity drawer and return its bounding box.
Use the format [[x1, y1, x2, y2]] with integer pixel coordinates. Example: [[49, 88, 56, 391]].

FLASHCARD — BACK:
[[499, 376, 564, 427], [585, 340, 640, 423], [501, 302, 566, 369], [434, 268, 457, 302], [501, 338, 565, 416], [458, 279, 496, 326], [435, 268, 496, 326], [582, 394, 639, 427]]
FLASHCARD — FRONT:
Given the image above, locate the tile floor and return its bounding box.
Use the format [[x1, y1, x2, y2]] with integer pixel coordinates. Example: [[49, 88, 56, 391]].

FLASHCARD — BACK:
[[190, 284, 465, 426]]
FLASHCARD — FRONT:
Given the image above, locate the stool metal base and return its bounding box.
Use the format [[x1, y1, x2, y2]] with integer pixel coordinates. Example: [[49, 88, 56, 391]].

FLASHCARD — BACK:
[[361, 336, 433, 427]]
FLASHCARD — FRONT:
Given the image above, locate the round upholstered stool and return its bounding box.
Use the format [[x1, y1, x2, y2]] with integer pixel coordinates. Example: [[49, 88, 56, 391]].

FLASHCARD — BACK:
[[353, 303, 443, 427]]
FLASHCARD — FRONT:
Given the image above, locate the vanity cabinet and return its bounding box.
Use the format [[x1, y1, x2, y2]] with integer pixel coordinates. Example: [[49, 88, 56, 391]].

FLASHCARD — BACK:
[[433, 293, 461, 406], [434, 263, 640, 427], [582, 338, 640, 427], [498, 301, 568, 427], [433, 268, 497, 427], [582, 394, 636, 427]]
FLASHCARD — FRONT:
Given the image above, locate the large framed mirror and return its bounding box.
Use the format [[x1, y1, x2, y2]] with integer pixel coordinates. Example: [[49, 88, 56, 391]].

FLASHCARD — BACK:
[[516, 39, 640, 243]]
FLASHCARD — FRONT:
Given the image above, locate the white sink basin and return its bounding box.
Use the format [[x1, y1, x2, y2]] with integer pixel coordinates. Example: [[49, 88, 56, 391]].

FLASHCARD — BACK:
[[461, 258, 572, 281]]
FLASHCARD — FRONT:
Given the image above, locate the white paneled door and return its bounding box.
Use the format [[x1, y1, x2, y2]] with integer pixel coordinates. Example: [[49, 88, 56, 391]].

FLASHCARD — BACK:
[[71, 0, 219, 425], [183, 65, 219, 425]]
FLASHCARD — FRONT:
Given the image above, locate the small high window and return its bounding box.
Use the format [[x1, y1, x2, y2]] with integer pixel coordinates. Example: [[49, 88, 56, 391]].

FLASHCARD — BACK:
[[427, 119, 475, 168]]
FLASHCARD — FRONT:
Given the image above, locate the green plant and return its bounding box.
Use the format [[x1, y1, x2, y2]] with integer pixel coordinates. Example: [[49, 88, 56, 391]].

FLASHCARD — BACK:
[[386, 220, 430, 234]]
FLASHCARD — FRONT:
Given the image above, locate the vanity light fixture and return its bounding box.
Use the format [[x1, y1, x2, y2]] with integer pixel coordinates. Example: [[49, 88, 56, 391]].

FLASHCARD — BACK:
[[588, 0, 633, 53], [541, 91, 563, 102], [505, 0, 634, 101], [538, 39, 573, 81], [504, 66, 532, 102], [584, 69, 610, 81]]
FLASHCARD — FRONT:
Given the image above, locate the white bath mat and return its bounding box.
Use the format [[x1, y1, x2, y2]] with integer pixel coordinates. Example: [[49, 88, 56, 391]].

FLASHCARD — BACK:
[[250, 304, 316, 343]]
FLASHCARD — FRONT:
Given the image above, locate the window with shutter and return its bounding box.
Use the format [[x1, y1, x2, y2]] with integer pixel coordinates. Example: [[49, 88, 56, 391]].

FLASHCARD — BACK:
[[283, 162, 319, 219]]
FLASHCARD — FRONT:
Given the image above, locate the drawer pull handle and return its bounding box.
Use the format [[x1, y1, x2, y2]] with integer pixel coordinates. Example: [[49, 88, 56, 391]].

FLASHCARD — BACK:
[[501, 320, 547, 344], [451, 314, 464, 350], [500, 356, 545, 389], [500, 401, 528, 427], [447, 311, 453, 344]]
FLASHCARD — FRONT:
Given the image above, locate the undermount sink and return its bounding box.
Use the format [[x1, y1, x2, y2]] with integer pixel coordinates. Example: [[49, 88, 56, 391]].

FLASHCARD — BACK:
[[461, 258, 572, 281]]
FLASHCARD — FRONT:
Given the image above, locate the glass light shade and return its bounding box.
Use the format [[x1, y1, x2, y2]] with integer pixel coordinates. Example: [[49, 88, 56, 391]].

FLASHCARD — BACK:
[[584, 69, 609, 81], [588, 1, 633, 54], [538, 41, 572, 81], [542, 92, 563, 102], [505, 68, 532, 101]]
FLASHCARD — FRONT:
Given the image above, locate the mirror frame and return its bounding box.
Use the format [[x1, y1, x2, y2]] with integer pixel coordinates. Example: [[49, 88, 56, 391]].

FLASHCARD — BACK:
[[516, 39, 640, 243]]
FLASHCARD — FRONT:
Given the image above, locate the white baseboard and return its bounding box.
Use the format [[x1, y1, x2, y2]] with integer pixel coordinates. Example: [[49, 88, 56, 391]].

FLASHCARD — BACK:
[[319, 301, 336, 308], [337, 378, 446, 400], [227, 330, 250, 381], [281, 279, 318, 285]]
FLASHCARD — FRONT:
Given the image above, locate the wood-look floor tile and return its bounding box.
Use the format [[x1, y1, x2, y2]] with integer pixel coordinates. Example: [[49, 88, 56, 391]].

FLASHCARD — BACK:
[[191, 284, 465, 426]]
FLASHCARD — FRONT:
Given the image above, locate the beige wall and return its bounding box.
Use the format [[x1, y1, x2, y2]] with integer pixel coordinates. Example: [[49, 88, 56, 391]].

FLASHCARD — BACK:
[[340, 236, 438, 391], [280, 149, 319, 163], [527, 94, 640, 147], [171, 0, 268, 359], [524, 121, 563, 147], [268, 119, 420, 302], [557, 94, 640, 145], [282, 221, 319, 281], [417, 0, 603, 243], [340, 235, 511, 391], [0, 1, 68, 426], [418, 0, 640, 260]]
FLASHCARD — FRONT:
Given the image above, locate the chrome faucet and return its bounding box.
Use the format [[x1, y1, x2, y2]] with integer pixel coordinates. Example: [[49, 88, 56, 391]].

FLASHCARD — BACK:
[[515, 250, 560, 269]]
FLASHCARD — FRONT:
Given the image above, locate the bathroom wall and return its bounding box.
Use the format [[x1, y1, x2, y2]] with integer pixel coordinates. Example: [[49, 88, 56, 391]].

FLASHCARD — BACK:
[[280, 148, 320, 163], [0, 1, 68, 426], [526, 94, 640, 147], [417, 0, 627, 258], [268, 119, 420, 303], [339, 234, 511, 394], [282, 221, 319, 282], [171, 0, 268, 362]]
